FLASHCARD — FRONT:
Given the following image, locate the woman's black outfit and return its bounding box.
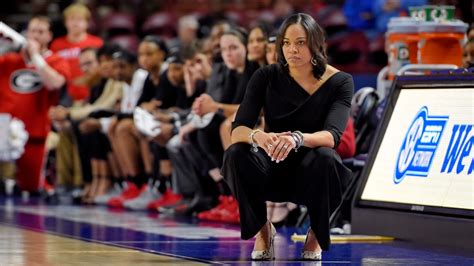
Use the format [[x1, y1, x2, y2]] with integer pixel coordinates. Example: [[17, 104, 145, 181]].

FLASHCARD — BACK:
[[222, 64, 353, 250]]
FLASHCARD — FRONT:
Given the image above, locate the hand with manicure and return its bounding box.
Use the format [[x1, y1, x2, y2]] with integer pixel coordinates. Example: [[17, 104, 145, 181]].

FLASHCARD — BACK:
[[253, 131, 296, 162], [268, 132, 296, 163]]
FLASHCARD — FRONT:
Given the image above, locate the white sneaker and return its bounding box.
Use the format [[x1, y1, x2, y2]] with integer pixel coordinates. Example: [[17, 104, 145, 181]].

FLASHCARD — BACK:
[[93, 183, 123, 205], [124, 185, 161, 210]]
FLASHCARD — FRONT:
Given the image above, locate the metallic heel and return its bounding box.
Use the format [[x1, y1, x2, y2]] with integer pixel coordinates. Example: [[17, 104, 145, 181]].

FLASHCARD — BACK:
[[251, 222, 276, 260], [301, 228, 322, 261]]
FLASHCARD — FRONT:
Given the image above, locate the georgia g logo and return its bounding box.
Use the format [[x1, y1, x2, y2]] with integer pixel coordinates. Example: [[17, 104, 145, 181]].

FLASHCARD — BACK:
[[10, 69, 43, 94], [394, 107, 449, 184]]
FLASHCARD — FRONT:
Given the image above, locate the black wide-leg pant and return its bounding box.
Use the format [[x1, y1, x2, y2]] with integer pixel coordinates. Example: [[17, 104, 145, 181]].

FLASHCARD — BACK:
[[222, 142, 351, 250]]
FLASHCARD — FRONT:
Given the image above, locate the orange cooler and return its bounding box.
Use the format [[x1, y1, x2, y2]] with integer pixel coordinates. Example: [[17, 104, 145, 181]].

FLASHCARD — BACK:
[[386, 17, 419, 79], [418, 20, 467, 66]]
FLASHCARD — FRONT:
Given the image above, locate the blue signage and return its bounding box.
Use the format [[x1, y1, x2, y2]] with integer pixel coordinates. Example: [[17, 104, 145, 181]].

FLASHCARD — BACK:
[[395, 107, 449, 184], [441, 124, 473, 175]]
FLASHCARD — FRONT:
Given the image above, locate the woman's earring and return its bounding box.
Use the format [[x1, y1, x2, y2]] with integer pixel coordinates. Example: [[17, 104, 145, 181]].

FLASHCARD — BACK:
[[284, 61, 288, 67], [311, 56, 317, 66]]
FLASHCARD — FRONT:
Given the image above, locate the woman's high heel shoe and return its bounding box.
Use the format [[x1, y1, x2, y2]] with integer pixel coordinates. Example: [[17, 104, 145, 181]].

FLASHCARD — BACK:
[[251, 222, 276, 260], [301, 228, 322, 261]]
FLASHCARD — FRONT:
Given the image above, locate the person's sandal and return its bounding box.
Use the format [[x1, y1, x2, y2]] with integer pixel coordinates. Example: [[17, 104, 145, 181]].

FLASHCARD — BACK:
[[301, 228, 322, 261], [251, 221, 276, 260]]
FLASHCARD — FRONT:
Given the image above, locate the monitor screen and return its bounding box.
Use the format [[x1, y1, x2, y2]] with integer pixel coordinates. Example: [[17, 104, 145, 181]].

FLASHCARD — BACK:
[[357, 77, 473, 218]]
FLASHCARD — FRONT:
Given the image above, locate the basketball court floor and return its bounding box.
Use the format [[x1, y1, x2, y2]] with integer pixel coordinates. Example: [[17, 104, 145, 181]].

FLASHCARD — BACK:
[[1, 196, 472, 265]]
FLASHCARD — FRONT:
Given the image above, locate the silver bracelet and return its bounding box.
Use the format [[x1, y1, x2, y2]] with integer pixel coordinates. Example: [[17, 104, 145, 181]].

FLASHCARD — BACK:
[[294, 131, 304, 145], [291, 134, 299, 152], [292, 131, 304, 152], [249, 129, 261, 153]]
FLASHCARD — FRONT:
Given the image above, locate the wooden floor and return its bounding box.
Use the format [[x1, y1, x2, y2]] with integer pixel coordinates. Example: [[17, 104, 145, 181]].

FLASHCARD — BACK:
[[1, 196, 473, 265], [0, 225, 203, 265]]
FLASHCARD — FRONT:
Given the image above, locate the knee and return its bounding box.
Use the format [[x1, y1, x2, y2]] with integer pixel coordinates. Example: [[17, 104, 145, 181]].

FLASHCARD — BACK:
[[116, 119, 134, 135], [222, 143, 249, 182], [308, 147, 338, 165], [224, 142, 250, 160], [165, 135, 181, 152]]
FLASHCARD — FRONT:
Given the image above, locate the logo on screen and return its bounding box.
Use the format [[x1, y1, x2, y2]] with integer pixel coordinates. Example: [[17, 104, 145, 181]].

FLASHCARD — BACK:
[[395, 107, 448, 184]]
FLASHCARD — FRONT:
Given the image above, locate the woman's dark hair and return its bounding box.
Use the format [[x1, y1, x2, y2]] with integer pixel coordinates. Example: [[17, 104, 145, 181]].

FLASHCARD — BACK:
[[222, 26, 248, 47], [141, 35, 169, 57], [276, 13, 327, 79], [249, 23, 272, 44], [181, 40, 202, 60], [464, 37, 474, 47], [97, 43, 122, 58], [166, 52, 184, 65], [112, 49, 137, 64]]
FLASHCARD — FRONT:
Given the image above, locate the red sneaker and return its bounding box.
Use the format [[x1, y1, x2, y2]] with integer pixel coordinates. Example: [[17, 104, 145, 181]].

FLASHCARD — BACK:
[[147, 189, 182, 210], [107, 183, 143, 208], [218, 197, 240, 224], [43, 181, 55, 194], [197, 195, 229, 220]]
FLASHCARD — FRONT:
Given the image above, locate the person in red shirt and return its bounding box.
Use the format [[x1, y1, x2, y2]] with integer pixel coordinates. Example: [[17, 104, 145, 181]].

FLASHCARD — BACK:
[[335, 117, 356, 160], [0, 16, 71, 192], [50, 3, 103, 103]]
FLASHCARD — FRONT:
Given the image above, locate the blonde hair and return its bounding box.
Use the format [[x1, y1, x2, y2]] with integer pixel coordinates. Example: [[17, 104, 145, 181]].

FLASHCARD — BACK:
[[63, 3, 91, 20]]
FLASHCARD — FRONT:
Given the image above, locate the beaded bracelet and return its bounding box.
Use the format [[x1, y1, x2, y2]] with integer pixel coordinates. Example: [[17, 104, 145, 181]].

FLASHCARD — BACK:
[[249, 129, 261, 152]]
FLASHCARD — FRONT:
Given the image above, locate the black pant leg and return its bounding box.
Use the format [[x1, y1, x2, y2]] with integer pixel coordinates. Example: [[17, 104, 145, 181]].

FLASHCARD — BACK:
[[222, 142, 273, 240], [71, 122, 92, 183], [295, 147, 351, 251], [196, 115, 225, 169], [166, 136, 200, 197], [184, 135, 219, 199]]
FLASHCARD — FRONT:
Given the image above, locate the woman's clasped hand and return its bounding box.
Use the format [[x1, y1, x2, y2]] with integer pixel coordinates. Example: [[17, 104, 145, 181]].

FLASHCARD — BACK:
[[253, 131, 297, 162]]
